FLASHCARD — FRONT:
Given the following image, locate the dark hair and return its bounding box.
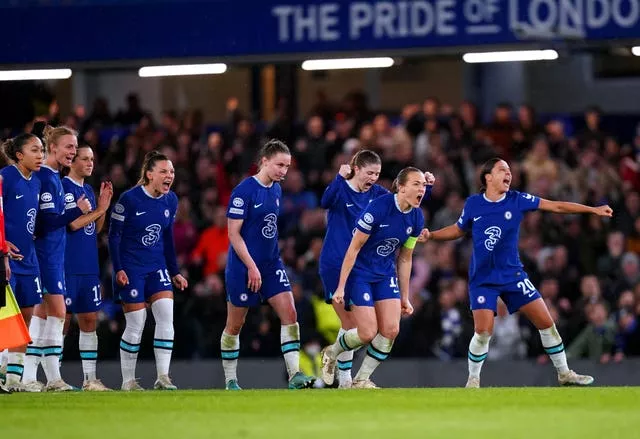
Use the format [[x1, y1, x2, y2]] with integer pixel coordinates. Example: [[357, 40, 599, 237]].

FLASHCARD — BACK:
[[346, 149, 381, 179], [258, 139, 290, 164], [479, 157, 503, 193], [138, 150, 170, 185], [72, 143, 93, 163], [391, 166, 422, 193], [43, 125, 77, 153], [1, 133, 38, 164]]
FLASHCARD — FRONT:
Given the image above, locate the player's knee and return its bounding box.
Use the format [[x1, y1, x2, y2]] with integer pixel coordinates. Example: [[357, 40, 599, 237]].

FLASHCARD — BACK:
[[358, 327, 378, 344], [474, 330, 492, 342], [279, 307, 297, 325], [151, 298, 174, 325], [379, 323, 400, 340]]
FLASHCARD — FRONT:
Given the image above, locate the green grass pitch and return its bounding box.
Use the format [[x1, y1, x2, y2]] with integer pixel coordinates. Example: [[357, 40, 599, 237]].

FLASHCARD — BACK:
[[3, 388, 639, 438]]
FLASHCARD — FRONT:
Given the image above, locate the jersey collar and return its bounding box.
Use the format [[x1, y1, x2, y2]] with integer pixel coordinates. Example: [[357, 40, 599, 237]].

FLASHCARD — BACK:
[[482, 193, 506, 203], [141, 185, 164, 199], [41, 164, 59, 174], [11, 164, 32, 181], [252, 175, 273, 188], [63, 176, 84, 187], [393, 194, 412, 214]]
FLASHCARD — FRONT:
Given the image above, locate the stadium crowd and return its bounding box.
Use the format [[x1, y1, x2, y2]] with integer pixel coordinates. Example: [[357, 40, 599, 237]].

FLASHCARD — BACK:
[[3, 90, 640, 367]]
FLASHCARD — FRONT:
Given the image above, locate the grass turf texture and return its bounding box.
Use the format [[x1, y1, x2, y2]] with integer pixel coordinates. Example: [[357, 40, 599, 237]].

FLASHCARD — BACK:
[[2, 388, 639, 438]]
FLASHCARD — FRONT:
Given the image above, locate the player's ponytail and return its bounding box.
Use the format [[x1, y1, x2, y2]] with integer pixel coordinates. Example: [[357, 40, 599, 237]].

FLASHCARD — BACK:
[[257, 139, 290, 167], [42, 125, 77, 153], [1, 133, 38, 165], [479, 157, 502, 193], [347, 149, 381, 180], [392, 166, 422, 193], [138, 150, 169, 185]]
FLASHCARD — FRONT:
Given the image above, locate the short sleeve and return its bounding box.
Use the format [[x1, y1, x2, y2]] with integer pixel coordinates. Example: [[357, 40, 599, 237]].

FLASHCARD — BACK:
[[39, 177, 58, 212], [355, 201, 381, 235], [457, 200, 472, 232], [62, 182, 78, 211], [227, 188, 249, 220], [111, 194, 128, 222], [516, 191, 540, 213]]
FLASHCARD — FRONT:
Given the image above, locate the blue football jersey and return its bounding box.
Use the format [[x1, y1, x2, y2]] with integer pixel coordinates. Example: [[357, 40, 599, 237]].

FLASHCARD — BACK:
[[34, 165, 68, 268], [319, 174, 388, 271], [108, 186, 179, 275], [62, 177, 99, 275], [0, 165, 41, 275], [226, 176, 281, 271], [456, 190, 540, 287], [353, 193, 424, 280]]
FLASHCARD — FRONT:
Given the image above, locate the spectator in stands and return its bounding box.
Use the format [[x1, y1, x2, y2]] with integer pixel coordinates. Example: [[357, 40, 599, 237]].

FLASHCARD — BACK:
[[567, 302, 616, 363], [191, 206, 229, 277]]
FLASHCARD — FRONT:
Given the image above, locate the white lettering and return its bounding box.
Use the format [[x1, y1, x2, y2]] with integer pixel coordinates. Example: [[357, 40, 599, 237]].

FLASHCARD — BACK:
[[559, 0, 583, 32], [396, 1, 410, 37], [374, 2, 396, 38], [612, 0, 639, 27], [411, 1, 435, 36], [465, 0, 485, 23], [437, 0, 457, 35], [587, 0, 610, 28], [272, 6, 294, 42], [319, 3, 341, 41], [486, 0, 501, 20], [529, 0, 558, 31], [294, 5, 317, 42], [350, 2, 373, 39]]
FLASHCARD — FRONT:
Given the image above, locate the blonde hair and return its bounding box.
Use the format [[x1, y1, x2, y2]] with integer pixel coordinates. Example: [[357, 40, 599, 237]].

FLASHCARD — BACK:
[[43, 125, 77, 153]]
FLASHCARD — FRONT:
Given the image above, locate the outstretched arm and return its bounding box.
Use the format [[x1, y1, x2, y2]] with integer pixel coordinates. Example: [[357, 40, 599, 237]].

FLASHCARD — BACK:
[[538, 199, 613, 217], [427, 224, 466, 242]]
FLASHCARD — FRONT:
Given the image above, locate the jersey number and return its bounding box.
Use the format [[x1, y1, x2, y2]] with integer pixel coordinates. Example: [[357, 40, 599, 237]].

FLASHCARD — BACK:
[[275, 269, 290, 287], [142, 224, 162, 247], [92, 285, 101, 303], [34, 277, 42, 293], [517, 279, 537, 298], [157, 269, 172, 284]]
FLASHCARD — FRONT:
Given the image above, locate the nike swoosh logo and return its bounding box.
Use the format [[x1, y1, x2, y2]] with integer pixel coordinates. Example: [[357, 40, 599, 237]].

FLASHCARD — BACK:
[[163, 282, 171, 287], [136, 211, 146, 216], [474, 216, 482, 221], [528, 292, 536, 298], [254, 204, 263, 208], [380, 224, 390, 228], [16, 194, 24, 199], [346, 203, 354, 207]]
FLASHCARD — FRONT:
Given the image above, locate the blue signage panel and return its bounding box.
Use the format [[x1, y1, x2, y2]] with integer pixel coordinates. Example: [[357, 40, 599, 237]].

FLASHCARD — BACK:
[[1, 0, 639, 64]]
